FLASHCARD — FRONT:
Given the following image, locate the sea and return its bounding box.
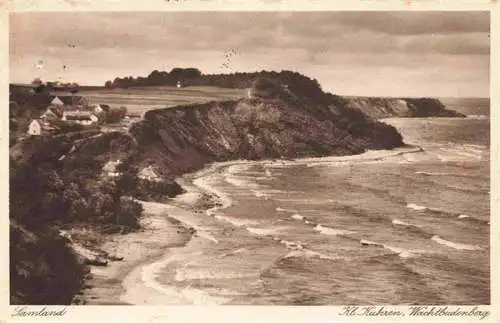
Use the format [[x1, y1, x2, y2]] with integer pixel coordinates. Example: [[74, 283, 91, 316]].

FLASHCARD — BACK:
[[125, 98, 490, 305]]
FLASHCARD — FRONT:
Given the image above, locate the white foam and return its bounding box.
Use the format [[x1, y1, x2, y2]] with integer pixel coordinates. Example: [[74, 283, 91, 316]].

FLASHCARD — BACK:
[[454, 150, 481, 159], [458, 214, 470, 219], [193, 174, 232, 215], [194, 230, 219, 243], [463, 146, 484, 155], [280, 239, 304, 250], [138, 252, 229, 305], [360, 239, 415, 258], [392, 219, 411, 226], [227, 164, 250, 174], [175, 191, 202, 205], [383, 245, 414, 259], [407, 203, 427, 211], [464, 143, 486, 149], [431, 235, 481, 251], [214, 215, 258, 227], [404, 154, 417, 162], [283, 249, 337, 261], [225, 175, 259, 189], [467, 114, 488, 119], [265, 169, 272, 177], [253, 190, 268, 198], [314, 224, 355, 236], [303, 147, 424, 168], [175, 267, 254, 281], [435, 154, 449, 162], [291, 214, 304, 221], [246, 227, 280, 236], [218, 248, 248, 258]]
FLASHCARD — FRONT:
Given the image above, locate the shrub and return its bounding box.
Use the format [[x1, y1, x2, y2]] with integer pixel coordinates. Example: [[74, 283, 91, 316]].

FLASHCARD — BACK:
[[106, 106, 127, 123]]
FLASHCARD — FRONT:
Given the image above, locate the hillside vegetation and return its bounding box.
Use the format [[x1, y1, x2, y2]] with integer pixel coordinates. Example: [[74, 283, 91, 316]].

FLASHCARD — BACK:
[[10, 131, 144, 304]]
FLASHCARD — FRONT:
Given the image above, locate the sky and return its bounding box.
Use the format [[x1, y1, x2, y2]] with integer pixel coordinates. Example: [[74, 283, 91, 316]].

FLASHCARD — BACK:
[[9, 11, 490, 97]]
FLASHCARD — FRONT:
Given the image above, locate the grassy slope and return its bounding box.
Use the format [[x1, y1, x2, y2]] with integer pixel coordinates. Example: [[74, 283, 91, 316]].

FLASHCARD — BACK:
[[53, 86, 247, 115]]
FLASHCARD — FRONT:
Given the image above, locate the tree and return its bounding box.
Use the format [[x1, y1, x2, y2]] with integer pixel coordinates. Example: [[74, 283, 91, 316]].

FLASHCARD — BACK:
[[31, 78, 43, 86]]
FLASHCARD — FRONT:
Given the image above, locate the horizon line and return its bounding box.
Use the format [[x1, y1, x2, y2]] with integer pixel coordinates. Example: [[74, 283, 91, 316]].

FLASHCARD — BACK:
[[9, 82, 490, 100]]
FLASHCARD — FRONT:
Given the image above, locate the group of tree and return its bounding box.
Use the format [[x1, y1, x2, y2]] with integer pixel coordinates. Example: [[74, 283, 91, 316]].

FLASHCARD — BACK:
[[105, 68, 203, 88], [103, 68, 325, 96], [10, 132, 144, 304], [31, 78, 79, 94]]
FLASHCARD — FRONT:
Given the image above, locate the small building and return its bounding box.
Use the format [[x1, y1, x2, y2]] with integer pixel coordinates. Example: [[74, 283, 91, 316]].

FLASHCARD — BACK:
[[28, 88, 36, 95], [50, 95, 87, 107], [71, 96, 89, 107], [27, 119, 42, 136], [89, 113, 99, 123], [62, 111, 99, 126], [138, 165, 162, 182], [93, 104, 111, 114], [176, 81, 182, 88], [41, 106, 64, 121], [102, 159, 122, 177], [50, 96, 64, 106], [27, 119, 58, 136]]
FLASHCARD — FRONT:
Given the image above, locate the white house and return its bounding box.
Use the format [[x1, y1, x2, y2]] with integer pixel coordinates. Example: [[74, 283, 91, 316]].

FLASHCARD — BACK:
[[138, 166, 162, 182], [51, 96, 64, 106], [27, 120, 42, 136], [94, 105, 104, 114], [93, 104, 110, 114], [176, 81, 182, 88], [247, 88, 254, 99], [102, 159, 122, 177]]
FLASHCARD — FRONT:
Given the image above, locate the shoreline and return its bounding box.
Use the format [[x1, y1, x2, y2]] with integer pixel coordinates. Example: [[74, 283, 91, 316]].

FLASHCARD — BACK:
[[77, 202, 194, 305], [78, 145, 425, 305], [78, 161, 233, 305]]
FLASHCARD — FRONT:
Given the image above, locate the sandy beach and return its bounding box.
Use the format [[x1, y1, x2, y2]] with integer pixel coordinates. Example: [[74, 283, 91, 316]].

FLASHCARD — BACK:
[[79, 162, 230, 305], [79, 201, 194, 304]]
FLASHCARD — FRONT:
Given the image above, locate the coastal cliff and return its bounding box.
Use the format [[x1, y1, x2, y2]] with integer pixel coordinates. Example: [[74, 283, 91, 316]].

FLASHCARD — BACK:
[[124, 77, 404, 184], [345, 96, 466, 119]]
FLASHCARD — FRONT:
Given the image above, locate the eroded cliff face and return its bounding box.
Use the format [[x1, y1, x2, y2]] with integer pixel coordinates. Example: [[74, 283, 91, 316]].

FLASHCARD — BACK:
[[128, 94, 404, 180], [345, 96, 466, 119]]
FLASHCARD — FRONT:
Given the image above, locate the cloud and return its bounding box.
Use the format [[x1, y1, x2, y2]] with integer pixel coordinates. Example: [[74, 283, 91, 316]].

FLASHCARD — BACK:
[[332, 11, 490, 35], [9, 11, 489, 97]]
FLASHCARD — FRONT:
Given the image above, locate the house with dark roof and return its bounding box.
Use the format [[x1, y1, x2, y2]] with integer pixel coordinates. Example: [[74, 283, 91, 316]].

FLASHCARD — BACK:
[[41, 106, 64, 121], [50, 95, 88, 107]]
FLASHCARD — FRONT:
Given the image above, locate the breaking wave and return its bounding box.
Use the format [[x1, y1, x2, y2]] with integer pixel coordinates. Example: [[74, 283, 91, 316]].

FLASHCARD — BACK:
[[313, 224, 355, 236], [431, 236, 482, 251]]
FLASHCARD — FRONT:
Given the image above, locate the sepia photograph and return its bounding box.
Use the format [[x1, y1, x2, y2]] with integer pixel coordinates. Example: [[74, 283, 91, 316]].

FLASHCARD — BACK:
[[8, 10, 490, 308]]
